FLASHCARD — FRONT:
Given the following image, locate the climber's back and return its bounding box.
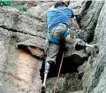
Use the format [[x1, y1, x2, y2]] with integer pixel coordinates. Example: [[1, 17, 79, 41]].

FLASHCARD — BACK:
[[47, 1, 74, 33]]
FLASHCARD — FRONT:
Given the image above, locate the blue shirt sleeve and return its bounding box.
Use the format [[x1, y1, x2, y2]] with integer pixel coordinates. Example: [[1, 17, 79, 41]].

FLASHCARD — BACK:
[[65, 8, 74, 18], [71, 8, 74, 17], [68, 8, 74, 18]]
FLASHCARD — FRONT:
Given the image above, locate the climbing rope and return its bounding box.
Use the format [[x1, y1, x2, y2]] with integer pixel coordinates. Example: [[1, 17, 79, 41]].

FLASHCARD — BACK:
[[53, 52, 64, 93]]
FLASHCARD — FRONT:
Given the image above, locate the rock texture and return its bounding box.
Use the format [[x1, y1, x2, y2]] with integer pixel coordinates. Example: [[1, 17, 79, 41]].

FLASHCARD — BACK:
[[0, 6, 45, 93], [0, 0, 106, 93], [83, 1, 106, 93]]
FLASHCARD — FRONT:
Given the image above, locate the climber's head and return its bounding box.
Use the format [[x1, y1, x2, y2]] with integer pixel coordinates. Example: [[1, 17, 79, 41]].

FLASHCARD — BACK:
[[54, 1, 69, 8]]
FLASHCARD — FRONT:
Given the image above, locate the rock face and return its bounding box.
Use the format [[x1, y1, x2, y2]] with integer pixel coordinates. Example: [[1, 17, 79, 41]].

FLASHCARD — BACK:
[[0, 6, 45, 93], [83, 1, 106, 93], [0, 0, 106, 93], [78, 0, 106, 93]]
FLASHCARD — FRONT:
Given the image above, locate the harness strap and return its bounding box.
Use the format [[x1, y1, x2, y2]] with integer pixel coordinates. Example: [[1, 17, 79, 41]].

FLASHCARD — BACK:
[[49, 37, 60, 45], [49, 30, 69, 45], [63, 31, 69, 38]]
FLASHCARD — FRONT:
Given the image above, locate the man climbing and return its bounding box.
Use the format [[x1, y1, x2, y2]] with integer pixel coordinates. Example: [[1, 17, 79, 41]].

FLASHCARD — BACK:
[[41, 1, 99, 93], [41, 1, 83, 92]]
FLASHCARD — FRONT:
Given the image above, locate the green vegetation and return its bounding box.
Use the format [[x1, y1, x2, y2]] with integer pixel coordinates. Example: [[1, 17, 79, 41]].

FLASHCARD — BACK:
[[0, 0, 12, 6], [0, 0, 28, 11], [17, 6, 28, 11]]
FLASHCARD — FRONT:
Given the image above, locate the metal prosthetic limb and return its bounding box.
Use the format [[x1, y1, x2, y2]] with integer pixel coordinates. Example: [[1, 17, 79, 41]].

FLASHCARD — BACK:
[[76, 40, 99, 51], [85, 43, 94, 48], [41, 62, 50, 93], [77, 41, 99, 54], [43, 62, 50, 86]]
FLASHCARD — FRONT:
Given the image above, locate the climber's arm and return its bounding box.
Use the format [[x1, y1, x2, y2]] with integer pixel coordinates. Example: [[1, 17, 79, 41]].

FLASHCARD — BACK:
[[73, 8, 81, 16], [71, 16, 80, 29], [38, 11, 47, 21], [39, 6, 54, 20], [69, 8, 81, 29], [39, 11, 46, 19]]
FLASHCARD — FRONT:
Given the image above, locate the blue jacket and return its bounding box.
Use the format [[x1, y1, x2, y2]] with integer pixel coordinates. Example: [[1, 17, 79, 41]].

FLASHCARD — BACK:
[[47, 7, 74, 34]]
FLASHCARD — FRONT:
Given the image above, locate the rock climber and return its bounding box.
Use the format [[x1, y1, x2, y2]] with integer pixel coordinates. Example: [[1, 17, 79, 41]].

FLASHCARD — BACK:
[[41, 1, 99, 93]]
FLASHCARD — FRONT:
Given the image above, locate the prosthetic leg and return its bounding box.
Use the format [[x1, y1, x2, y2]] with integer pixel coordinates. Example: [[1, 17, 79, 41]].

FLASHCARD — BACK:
[[41, 62, 50, 93], [76, 41, 99, 54]]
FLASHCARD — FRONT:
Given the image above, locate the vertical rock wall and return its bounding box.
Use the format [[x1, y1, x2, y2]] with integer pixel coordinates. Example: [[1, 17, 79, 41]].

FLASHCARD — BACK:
[[0, 0, 106, 93], [78, 0, 106, 93], [85, 1, 106, 93], [0, 6, 45, 93]]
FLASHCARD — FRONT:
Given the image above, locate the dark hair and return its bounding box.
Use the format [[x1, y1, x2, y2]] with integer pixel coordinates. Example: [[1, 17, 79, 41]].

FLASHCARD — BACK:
[[54, 1, 68, 8]]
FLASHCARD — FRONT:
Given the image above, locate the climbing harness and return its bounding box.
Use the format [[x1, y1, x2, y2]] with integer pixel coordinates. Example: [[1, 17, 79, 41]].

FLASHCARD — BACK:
[[49, 37, 60, 45]]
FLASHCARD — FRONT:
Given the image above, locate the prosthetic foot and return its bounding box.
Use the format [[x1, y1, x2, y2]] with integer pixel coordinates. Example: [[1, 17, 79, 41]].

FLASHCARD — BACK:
[[41, 62, 50, 93], [86, 44, 99, 55], [75, 40, 99, 54]]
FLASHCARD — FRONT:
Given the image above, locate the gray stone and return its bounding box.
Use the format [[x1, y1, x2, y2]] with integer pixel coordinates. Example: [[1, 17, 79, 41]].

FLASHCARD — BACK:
[[1, 0, 106, 93], [84, 1, 106, 93]]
